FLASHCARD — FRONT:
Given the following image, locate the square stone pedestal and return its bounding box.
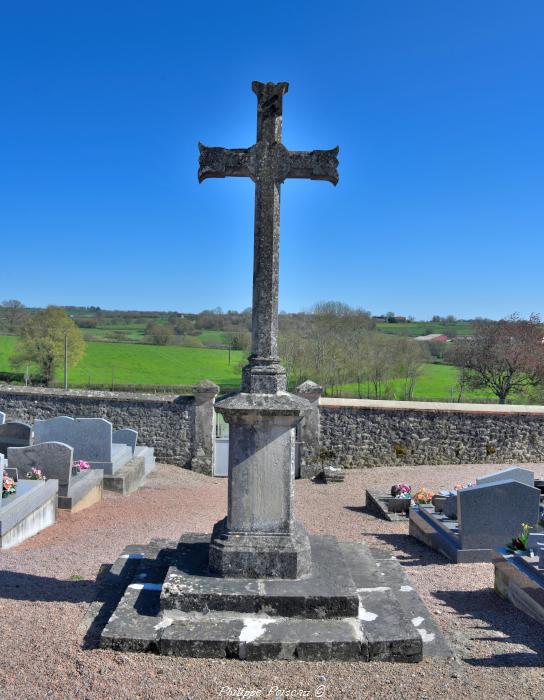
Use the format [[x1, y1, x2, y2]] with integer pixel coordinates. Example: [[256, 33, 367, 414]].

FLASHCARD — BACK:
[[211, 391, 312, 579]]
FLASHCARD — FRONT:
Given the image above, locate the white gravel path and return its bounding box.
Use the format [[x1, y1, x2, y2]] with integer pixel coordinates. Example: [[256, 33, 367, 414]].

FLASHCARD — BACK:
[[1, 462, 544, 700]]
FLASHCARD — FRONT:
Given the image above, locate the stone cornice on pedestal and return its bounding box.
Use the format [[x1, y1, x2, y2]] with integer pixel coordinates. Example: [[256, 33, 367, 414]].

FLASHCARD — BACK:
[[215, 391, 310, 417]]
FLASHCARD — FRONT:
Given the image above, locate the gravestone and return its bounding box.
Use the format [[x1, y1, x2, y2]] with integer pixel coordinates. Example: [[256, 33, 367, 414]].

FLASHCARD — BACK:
[[458, 480, 540, 550], [0, 411, 5, 425], [33, 415, 153, 493], [9, 441, 73, 493], [476, 466, 534, 488], [0, 422, 31, 456], [113, 428, 138, 455], [8, 441, 103, 511], [34, 416, 112, 462]]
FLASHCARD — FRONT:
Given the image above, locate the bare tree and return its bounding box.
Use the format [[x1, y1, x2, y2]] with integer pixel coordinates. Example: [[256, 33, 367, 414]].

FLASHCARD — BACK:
[[448, 313, 544, 404]]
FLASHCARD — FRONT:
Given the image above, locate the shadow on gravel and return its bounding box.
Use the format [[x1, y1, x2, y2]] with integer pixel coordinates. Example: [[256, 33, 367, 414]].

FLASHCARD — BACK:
[[365, 532, 452, 567], [434, 588, 544, 667], [0, 570, 94, 603]]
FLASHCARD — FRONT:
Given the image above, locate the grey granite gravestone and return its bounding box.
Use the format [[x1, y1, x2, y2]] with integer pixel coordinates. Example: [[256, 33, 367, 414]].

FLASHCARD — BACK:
[[113, 428, 138, 455], [476, 466, 534, 488], [0, 422, 31, 456], [34, 416, 112, 462], [0, 411, 5, 425], [458, 480, 540, 550], [8, 441, 73, 493], [8, 441, 103, 511]]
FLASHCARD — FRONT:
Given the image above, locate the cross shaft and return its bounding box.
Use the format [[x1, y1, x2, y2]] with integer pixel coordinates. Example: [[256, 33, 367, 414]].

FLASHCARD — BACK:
[[198, 81, 339, 393]]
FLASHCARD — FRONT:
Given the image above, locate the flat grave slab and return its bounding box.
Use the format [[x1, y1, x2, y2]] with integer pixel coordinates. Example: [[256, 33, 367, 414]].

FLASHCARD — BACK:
[[0, 478, 58, 549], [365, 490, 411, 522], [96, 534, 451, 662], [493, 547, 544, 626]]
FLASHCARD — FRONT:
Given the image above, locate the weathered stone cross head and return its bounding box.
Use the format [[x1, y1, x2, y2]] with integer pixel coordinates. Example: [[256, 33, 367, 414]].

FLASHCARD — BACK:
[[199, 81, 339, 394]]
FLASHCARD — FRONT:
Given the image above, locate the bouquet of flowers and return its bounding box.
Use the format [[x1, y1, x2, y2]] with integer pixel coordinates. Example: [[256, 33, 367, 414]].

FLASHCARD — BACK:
[[390, 483, 411, 499], [26, 468, 45, 480], [2, 473, 16, 498], [507, 523, 531, 553], [413, 487, 434, 505]]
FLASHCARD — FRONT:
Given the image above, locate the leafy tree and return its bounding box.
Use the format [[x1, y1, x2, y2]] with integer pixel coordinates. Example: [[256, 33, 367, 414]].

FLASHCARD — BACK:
[[0, 299, 27, 333], [145, 322, 174, 345], [448, 313, 544, 404], [12, 306, 85, 385]]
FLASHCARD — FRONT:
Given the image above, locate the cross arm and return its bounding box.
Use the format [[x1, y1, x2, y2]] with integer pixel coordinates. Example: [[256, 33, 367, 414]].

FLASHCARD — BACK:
[[198, 143, 250, 183], [287, 146, 340, 185]]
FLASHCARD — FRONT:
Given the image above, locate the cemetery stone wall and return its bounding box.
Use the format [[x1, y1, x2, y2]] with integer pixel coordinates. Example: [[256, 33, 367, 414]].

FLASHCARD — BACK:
[[0, 386, 195, 468], [319, 398, 544, 469]]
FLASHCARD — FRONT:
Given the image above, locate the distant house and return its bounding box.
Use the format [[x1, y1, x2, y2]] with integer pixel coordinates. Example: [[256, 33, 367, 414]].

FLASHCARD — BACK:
[[414, 334, 449, 343], [394, 316, 407, 322]]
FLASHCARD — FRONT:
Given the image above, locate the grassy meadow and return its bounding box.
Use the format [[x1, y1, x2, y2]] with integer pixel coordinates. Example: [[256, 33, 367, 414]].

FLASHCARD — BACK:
[[336, 363, 495, 402], [0, 335, 243, 390]]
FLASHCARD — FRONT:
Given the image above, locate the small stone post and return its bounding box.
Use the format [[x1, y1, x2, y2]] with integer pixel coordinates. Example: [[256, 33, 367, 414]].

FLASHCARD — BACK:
[[190, 380, 219, 476], [295, 380, 323, 479]]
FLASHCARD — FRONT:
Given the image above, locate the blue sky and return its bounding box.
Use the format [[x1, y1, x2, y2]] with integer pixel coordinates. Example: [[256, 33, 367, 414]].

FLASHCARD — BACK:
[[1, 1, 543, 319]]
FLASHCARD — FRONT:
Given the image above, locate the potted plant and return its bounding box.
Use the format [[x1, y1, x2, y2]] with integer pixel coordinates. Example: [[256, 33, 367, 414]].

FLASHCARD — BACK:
[[26, 468, 45, 480], [413, 487, 434, 506]]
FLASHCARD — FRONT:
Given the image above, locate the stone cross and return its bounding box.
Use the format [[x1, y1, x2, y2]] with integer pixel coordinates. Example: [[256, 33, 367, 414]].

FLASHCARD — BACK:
[[199, 81, 339, 393]]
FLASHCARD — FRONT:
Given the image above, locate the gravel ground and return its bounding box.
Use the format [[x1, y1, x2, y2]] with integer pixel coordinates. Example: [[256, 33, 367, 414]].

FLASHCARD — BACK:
[[1, 462, 544, 700]]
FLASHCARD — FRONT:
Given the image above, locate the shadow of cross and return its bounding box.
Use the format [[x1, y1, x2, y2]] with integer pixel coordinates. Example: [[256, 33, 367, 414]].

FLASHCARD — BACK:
[[198, 81, 339, 394]]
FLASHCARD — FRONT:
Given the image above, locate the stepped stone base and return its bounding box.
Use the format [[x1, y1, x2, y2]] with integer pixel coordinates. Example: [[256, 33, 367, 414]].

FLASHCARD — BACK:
[[96, 534, 451, 661]]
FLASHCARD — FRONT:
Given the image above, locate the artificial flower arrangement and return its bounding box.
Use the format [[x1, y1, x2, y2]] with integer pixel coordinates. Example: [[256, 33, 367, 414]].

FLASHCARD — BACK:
[[390, 483, 412, 499], [26, 467, 45, 480], [412, 487, 434, 505], [72, 460, 91, 473], [2, 472, 16, 498], [453, 482, 473, 491]]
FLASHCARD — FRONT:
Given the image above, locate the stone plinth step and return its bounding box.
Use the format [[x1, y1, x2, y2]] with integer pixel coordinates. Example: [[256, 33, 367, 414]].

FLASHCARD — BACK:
[[95, 534, 450, 661], [161, 534, 359, 618]]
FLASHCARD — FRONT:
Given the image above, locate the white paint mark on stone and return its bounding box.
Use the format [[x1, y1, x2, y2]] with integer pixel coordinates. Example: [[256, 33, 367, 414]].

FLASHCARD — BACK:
[[154, 617, 174, 631], [128, 583, 163, 591], [401, 585, 413, 592], [358, 602, 378, 621], [417, 628, 435, 643], [357, 587, 390, 592], [239, 619, 269, 643], [411, 616, 424, 627]]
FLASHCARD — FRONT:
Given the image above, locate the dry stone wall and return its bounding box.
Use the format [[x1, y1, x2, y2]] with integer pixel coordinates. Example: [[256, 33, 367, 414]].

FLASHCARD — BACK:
[[0, 386, 194, 467], [319, 399, 544, 469]]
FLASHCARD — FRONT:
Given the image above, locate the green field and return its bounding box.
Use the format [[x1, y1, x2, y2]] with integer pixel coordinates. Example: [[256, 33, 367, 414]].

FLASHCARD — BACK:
[[337, 363, 495, 402], [0, 335, 243, 389], [376, 321, 473, 337]]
